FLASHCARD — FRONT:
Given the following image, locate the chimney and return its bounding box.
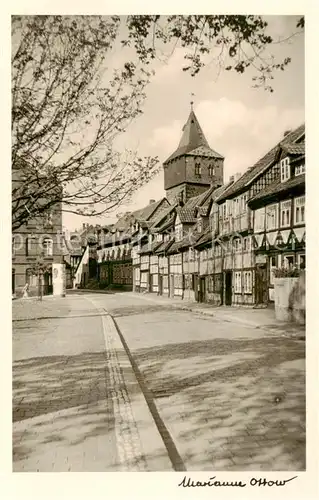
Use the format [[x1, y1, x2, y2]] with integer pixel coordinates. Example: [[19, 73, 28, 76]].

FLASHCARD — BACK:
[[149, 199, 156, 205], [234, 172, 242, 181], [229, 175, 234, 183], [82, 223, 86, 230], [284, 130, 292, 137]]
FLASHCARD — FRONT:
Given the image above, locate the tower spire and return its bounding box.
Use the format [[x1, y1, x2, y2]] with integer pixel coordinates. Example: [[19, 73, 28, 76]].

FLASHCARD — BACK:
[[190, 92, 195, 110]]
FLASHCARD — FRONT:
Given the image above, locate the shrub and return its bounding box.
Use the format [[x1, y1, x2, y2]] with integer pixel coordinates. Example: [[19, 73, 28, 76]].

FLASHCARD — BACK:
[[273, 266, 301, 278]]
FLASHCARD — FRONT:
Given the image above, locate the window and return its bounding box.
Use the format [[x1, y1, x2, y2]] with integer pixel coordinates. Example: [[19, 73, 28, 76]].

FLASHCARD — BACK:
[[184, 250, 189, 263], [266, 204, 279, 230], [283, 255, 295, 269], [280, 200, 292, 228], [43, 238, 53, 256], [294, 196, 305, 224], [243, 237, 251, 252], [207, 276, 214, 292], [243, 271, 252, 293], [269, 256, 277, 285], [197, 219, 203, 232], [45, 211, 53, 225], [25, 236, 36, 256], [26, 269, 37, 287], [12, 236, 17, 256], [234, 272, 242, 293], [280, 157, 291, 182], [254, 207, 265, 232], [195, 163, 201, 176], [214, 274, 222, 293], [295, 164, 305, 176], [214, 244, 221, 257], [233, 238, 241, 252], [233, 198, 239, 216], [298, 254, 306, 270], [208, 165, 214, 176], [223, 204, 226, 218]]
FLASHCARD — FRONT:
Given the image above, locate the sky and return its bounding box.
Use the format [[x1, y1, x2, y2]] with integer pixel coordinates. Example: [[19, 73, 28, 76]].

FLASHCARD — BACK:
[[62, 15, 305, 231]]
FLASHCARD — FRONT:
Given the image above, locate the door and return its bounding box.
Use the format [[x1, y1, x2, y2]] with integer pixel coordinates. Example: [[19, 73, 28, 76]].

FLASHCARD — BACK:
[[199, 277, 206, 303], [169, 274, 174, 297], [255, 265, 268, 305], [194, 274, 199, 302], [43, 271, 53, 295], [225, 271, 232, 306], [158, 274, 163, 295], [12, 269, 15, 294]]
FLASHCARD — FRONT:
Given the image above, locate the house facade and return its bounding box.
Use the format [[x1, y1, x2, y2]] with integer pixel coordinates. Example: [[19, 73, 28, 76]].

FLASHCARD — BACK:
[[79, 105, 305, 309], [248, 140, 305, 303]]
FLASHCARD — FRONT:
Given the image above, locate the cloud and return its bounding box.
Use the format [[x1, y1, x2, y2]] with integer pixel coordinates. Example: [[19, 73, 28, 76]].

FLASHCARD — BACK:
[[149, 97, 304, 181], [151, 48, 190, 85]]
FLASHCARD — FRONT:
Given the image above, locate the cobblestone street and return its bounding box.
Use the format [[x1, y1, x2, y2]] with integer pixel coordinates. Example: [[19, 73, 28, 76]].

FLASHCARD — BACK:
[[12, 292, 305, 472]]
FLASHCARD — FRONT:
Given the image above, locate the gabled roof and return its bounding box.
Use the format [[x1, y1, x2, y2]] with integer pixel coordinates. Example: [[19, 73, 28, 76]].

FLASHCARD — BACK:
[[138, 240, 163, 255], [132, 198, 167, 222], [177, 207, 197, 224], [153, 215, 175, 233], [150, 202, 176, 230], [164, 110, 223, 163], [106, 198, 167, 238], [166, 240, 180, 255], [194, 226, 213, 248], [177, 184, 224, 223], [154, 239, 174, 254], [217, 124, 305, 203]]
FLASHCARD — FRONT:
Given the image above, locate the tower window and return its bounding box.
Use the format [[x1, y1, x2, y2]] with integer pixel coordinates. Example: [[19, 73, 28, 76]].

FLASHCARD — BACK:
[[195, 163, 201, 176], [208, 165, 215, 176]]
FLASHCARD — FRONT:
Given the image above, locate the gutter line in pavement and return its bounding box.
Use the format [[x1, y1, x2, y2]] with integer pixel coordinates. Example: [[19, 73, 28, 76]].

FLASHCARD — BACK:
[[111, 316, 187, 472]]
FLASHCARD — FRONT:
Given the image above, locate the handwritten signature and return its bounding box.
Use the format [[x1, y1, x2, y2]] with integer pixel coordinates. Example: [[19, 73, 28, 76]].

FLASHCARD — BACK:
[[178, 475, 298, 488]]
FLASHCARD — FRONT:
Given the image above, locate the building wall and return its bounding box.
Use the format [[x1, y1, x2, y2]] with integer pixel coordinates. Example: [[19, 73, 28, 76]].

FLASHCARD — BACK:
[[169, 253, 183, 298], [12, 205, 63, 296], [158, 255, 169, 296]]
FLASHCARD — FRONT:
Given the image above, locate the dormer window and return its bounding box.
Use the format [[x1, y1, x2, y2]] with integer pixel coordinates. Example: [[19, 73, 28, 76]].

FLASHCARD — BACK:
[[197, 219, 203, 232], [208, 165, 215, 176], [280, 157, 291, 182], [195, 163, 201, 176]]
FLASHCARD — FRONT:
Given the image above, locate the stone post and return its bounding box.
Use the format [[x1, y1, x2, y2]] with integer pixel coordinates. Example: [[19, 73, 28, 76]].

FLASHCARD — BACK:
[[52, 262, 66, 297]]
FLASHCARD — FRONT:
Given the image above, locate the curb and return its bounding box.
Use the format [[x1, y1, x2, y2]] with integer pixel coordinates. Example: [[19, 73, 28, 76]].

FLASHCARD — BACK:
[[84, 297, 175, 471]]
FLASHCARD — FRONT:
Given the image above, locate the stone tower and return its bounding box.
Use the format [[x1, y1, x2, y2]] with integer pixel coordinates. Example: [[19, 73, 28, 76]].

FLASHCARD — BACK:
[[163, 107, 224, 204]]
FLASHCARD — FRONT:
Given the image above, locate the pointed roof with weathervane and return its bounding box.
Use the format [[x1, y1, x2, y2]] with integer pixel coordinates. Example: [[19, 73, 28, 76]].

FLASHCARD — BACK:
[[164, 97, 224, 164]]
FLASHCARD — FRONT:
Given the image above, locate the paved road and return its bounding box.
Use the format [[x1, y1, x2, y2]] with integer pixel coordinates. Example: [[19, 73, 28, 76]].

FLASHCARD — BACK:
[[12, 292, 305, 472]]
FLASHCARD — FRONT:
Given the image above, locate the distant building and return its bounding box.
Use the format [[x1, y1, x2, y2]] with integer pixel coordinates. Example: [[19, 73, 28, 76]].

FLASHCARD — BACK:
[[163, 108, 224, 204], [12, 177, 63, 297]]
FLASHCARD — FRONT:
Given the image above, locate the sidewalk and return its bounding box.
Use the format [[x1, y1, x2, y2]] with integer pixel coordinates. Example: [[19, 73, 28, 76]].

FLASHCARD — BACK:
[[128, 292, 305, 339]]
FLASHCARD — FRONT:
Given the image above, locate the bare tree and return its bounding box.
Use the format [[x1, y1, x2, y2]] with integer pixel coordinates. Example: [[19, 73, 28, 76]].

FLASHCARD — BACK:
[[12, 15, 158, 230], [12, 15, 304, 230]]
